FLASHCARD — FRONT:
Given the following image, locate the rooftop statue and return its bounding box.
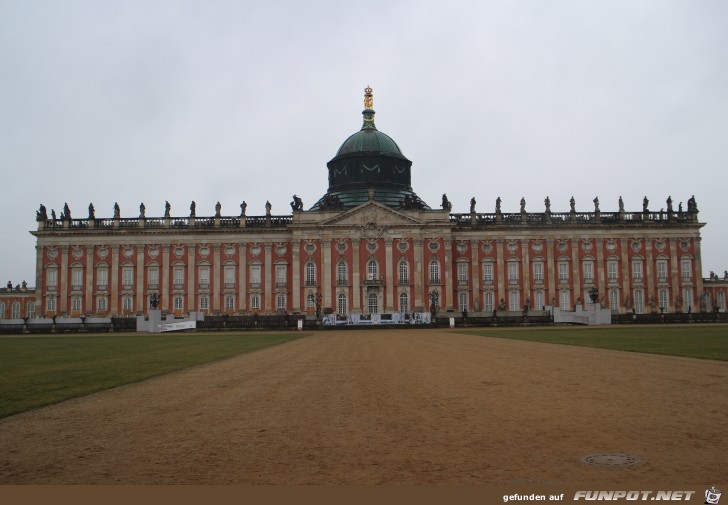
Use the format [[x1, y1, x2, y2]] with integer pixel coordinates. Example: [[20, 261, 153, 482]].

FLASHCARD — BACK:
[[88, 203, 95, 220], [190, 201, 196, 216], [113, 202, 120, 219], [495, 197, 501, 213], [63, 202, 71, 221], [544, 196, 550, 213], [619, 196, 624, 213], [290, 195, 303, 212], [570, 196, 575, 213], [36, 204, 47, 222], [520, 197, 526, 213], [240, 201, 247, 216], [441, 194, 452, 211], [265, 201, 272, 215], [164, 201, 171, 218], [470, 197, 476, 213], [139, 202, 145, 218], [593, 197, 599, 212], [215, 201, 222, 217], [643, 196, 649, 212]]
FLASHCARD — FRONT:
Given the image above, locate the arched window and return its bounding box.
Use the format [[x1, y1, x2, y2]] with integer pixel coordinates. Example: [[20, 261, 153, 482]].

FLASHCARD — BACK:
[[337, 293, 347, 316], [306, 293, 316, 308], [429, 260, 440, 284], [367, 260, 378, 280], [27, 302, 35, 318], [250, 294, 260, 310], [368, 293, 378, 314], [683, 288, 693, 313], [609, 289, 619, 312], [399, 292, 409, 314], [633, 289, 644, 314], [0, 302, 5, 319], [659, 289, 669, 311], [459, 292, 468, 312], [305, 262, 316, 286], [484, 292, 493, 312], [399, 261, 409, 284], [718, 291, 726, 312], [11, 302, 20, 319], [560, 290, 570, 310]]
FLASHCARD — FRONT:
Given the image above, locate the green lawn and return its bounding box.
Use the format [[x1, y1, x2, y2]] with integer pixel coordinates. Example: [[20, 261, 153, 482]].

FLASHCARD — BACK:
[[0, 332, 308, 419], [456, 325, 728, 360]]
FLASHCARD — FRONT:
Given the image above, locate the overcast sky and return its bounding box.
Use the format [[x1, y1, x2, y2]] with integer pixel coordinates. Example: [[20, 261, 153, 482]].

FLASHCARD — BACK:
[[1, 0, 726, 286]]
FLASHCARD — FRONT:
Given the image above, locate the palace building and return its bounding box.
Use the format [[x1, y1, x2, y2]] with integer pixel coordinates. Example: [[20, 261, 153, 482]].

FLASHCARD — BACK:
[[5, 87, 727, 321]]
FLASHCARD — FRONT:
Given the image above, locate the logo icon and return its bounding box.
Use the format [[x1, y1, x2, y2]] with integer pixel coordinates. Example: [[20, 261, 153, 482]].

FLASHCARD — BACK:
[[705, 486, 722, 505]]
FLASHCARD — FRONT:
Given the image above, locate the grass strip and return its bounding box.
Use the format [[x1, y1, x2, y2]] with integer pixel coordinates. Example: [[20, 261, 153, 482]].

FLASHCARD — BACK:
[[0, 332, 307, 419], [456, 325, 728, 361]]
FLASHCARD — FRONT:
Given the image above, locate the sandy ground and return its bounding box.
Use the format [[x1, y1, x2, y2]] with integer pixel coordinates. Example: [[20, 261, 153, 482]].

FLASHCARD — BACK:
[[0, 328, 726, 485]]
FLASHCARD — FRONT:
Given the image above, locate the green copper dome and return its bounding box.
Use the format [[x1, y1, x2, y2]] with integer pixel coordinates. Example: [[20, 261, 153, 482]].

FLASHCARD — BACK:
[[311, 87, 430, 211], [336, 125, 404, 156]]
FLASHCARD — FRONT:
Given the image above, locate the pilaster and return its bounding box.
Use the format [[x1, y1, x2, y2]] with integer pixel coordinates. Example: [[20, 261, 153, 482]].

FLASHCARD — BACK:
[[161, 245, 170, 311], [136, 245, 145, 312], [292, 240, 301, 312], [444, 239, 453, 310], [110, 245, 119, 314], [496, 240, 505, 307], [213, 244, 221, 312], [385, 239, 394, 311], [264, 243, 273, 313], [239, 243, 247, 312], [322, 239, 332, 311], [85, 246, 94, 314], [470, 240, 479, 310], [187, 245, 196, 313], [414, 238, 424, 311], [352, 239, 361, 313], [546, 239, 555, 305]]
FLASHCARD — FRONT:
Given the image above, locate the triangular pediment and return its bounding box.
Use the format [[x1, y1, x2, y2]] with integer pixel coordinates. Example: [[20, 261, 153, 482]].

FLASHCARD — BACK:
[[322, 201, 424, 228]]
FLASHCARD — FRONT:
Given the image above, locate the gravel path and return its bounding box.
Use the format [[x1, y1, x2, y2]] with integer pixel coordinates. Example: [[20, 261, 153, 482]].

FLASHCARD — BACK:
[[1, 329, 726, 484]]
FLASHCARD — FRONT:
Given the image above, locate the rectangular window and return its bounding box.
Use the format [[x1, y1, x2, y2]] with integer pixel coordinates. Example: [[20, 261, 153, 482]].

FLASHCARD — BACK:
[[657, 260, 667, 282], [533, 263, 543, 282], [457, 263, 468, 284], [583, 262, 593, 282], [632, 261, 643, 281], [558, 263, 569, 282], [276, 264, 287, 288], [250, 265, 261, 285], [72, 269, 83, 289], [97, 297, 107, 311], [508, 263, 519, 283], [608, 261, 618, 281], [148, 267, 159, 288], [277, 294, 286, 310], [174, 268, 184, 288], [123, 266, 133, 288], [72, 297, 81, 311], [199, 267, 210, 288], [483, 263, 493, 283], [97, 269, 108, 289], [681, 260, 692, 280], [200, 295, 209, 310], [47, 270, 57, 289], [174, 296, 184, 310], [224, 266, 235, 288], [122, 297, 133, 311], [225, 295, 235, 310], [46, 296, 56, 312]]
